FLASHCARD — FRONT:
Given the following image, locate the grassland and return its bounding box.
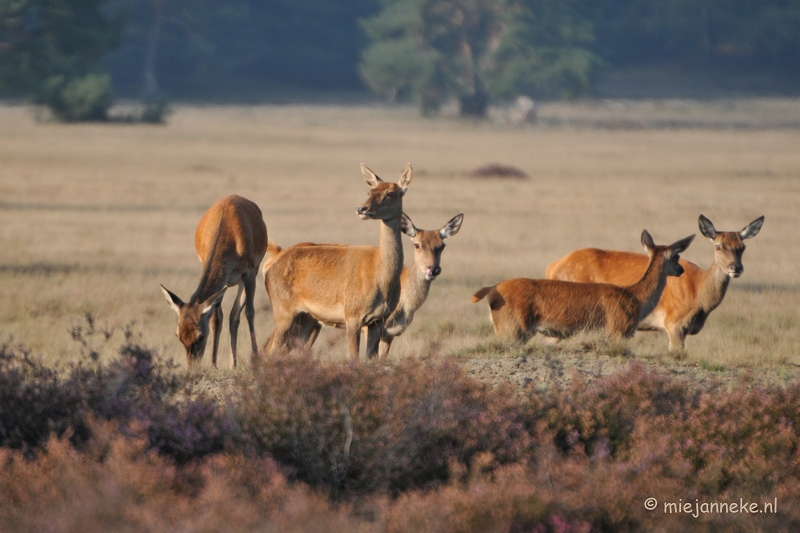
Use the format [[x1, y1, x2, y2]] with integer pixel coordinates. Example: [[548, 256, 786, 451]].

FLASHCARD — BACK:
[[1, 100, 799, 384]]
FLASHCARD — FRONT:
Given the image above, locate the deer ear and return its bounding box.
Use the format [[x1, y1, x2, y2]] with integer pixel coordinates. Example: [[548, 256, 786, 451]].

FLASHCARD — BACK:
[[361, 163, 383, 188], [201, 287, 227, 316], [670, 234, 696, 254], [440, 213, 464, 239], [640, 230, 655, 252], [400, 212, 417, 237], [698, 214, 717, 239], [160, 285, 184, 315], [740, 215, 764, 240], [397, 162, 413, 191]]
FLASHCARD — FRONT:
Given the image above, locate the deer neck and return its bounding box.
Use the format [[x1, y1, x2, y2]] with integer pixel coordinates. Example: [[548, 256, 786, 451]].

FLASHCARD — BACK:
[[698, 258, 732, 313], [627, 252, 670, 322], [377, 216, 404, 291], [191, 225, 228, 305], [401, 265, 433, 312]]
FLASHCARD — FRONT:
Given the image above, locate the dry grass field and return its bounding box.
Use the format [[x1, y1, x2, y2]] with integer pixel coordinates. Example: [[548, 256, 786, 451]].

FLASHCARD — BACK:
[[1, 99, 799, 385]]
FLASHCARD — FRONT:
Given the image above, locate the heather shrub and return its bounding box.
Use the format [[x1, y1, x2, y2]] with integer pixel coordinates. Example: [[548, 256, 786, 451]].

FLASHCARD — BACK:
[[522, 363, 699, 458], [0, 343, 92, 455], [0, 422, 361, 533], [237, 356, 532, 498], [2, 342, 800, 531], [0, 317, 229, 464]]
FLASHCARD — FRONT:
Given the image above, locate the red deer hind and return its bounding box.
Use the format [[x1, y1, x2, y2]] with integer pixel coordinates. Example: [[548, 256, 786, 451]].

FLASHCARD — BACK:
[[546, 215, 764, 350], [161, 195, 267, 367], [264, 163, 412, 359], [473, 231, 695, 343], [364, 212, 464, 359]]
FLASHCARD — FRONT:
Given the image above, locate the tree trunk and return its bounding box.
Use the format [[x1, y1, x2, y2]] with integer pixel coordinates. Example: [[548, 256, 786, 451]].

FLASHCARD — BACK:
[[143, 0, 164, 97], [459, 76, 488, 118], [458, 39, 488, 118]]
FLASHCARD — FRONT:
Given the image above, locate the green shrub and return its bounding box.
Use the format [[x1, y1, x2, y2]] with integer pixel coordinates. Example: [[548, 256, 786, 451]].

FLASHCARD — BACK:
[[36, 74, 114, 122], [139, 98, 171, 124]]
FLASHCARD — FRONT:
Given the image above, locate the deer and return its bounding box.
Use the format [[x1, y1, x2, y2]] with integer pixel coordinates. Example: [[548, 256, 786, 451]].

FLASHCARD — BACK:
[[545, 215, 764, 351], [265, 213, 464, 360], [160, 195, 267, 368], [264, 163, 412, 359], [472, 231, 695, 344], [361, 212, 464, 359]]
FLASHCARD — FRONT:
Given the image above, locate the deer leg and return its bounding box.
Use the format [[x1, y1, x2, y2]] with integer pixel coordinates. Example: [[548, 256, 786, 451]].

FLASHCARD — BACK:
[[228, 280, 247, 368], [295, 315, 321, 353], [364, 323, 382, 360], [242, 272, 259, 360], [210, 304, 223, 368], [666, 325, 686, 352], [267, 310, 295, 355], [377, 332, 394, 360], [345, 318, 361, 360]]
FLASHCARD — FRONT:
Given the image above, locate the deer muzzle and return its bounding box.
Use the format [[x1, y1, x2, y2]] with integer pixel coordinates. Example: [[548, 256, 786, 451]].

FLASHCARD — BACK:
[[425, 266, 442, 280], [728, 263, 743, 278]]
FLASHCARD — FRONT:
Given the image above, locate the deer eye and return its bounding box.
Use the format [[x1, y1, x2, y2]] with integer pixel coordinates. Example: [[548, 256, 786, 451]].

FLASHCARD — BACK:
[[715, 244, 721, 250], [386, 191, 395, 198], [414, 243, 420, 249]]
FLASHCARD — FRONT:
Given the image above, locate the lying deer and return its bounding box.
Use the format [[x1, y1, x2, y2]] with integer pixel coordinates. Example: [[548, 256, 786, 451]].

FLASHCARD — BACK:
[[546, 215, 764, 350], [161, 195, 267, 367], [472, 231, 694, 343], [264, 163, 412, 359], [363, 212, 464, 359]]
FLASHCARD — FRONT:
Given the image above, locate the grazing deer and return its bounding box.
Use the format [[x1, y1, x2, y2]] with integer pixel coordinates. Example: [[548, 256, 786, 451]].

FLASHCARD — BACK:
[[546, 215, 764, 350], [264, 163, 412, 359], [362, 212, 464, 359], [160, 195, 267, 368], [472, 231, 695, 343]]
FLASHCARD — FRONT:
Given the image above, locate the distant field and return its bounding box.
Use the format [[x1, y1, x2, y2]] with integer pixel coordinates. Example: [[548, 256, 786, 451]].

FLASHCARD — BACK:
[[1, 100, 799, 384]]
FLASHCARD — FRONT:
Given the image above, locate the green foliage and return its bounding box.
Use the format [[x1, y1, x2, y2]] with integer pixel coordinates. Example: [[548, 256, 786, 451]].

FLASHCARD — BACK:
[[360, 0, 504, 117], [591, 0, 800, 70], [360, 0, 602, 115], [35, 73, 113, 121], [484, 0, 602, 100], [0, 0, 125, 120], [106, 0, 379, 99], [139, 97, 170, 124]]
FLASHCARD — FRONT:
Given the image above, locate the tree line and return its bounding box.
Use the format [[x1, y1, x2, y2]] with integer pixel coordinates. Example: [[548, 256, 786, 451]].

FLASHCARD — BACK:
[[2, 0, 800, 120]]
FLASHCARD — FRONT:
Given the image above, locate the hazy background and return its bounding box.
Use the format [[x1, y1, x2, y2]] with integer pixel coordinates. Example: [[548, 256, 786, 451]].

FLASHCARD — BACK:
[[3, 0, 800, 108]]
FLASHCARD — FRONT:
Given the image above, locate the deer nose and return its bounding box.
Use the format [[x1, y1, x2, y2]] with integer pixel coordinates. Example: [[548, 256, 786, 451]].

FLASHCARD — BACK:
[[432, 266, 442, 277], [356, 206, 368, 215], [729, 263, 743, 277]]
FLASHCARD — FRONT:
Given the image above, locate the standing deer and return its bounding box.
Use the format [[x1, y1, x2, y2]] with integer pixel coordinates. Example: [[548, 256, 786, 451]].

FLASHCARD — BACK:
[[264, 213, 464, 359], [546, 215, 764, 350], [160, 195, 267, 368], [264, 163, 412, 359], [364, 212, 464, 359], [472, 231, 694, 343]]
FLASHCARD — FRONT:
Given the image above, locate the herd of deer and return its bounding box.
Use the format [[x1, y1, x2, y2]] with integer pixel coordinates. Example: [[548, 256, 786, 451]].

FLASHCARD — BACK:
[[159, 163, 764, 368]]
